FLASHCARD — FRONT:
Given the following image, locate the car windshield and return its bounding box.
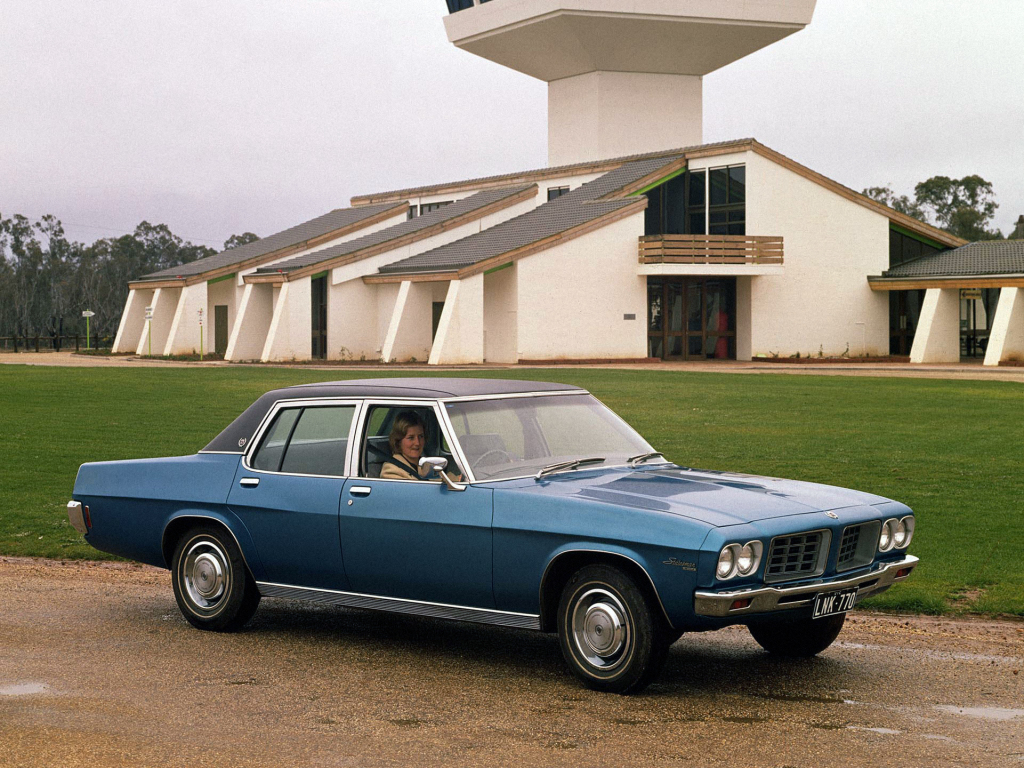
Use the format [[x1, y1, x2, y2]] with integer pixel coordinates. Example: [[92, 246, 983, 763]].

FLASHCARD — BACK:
[[445, 394, 656, 481]]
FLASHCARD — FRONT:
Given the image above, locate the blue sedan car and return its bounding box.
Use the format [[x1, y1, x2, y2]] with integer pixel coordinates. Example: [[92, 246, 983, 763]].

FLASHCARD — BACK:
[[68, 378, 918, 693]]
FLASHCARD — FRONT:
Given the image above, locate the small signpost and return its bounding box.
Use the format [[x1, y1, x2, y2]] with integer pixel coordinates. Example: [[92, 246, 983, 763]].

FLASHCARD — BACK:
[[81, 310, 95, 350], [198, 308, 204, 361], [961, 288, 983, 301], [145, 306, 154, 356]]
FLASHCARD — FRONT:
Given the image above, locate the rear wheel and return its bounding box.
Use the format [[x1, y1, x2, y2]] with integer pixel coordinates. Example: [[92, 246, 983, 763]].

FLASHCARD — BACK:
[[748, 613, 846, 657], [171, 525, 260, 632], [557, 564, 670, 694]]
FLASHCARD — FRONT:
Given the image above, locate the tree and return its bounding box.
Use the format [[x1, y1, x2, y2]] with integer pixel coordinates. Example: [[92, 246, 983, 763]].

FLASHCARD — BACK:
[[914, 175, 1003, 241], [1009, 216, 1024, 241], [862, 186, 927, 220], [224, 232, 259, 250]]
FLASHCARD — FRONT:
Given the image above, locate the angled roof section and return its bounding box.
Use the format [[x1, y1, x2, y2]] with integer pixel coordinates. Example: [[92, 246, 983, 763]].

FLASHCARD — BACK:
[[352, 138, 963, 251], [130, 202, 407, 288], [870, 241, 1024, 288], [247, 184, 538, 282], [369, 156, 681, 280]]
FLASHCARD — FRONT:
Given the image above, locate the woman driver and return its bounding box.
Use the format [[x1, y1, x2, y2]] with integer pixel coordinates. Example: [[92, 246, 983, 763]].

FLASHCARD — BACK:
[[380, 412, 461, 482]]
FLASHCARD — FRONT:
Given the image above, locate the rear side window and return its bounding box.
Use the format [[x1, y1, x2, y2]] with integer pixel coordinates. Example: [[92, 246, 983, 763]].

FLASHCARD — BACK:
[[251, 406, 355, 476]]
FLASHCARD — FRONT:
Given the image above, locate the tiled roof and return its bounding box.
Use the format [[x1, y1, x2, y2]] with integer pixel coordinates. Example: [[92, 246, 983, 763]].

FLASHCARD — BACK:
[[136, 203, 404, 281], [883, 240, 1024, 278], [377, 156, 680, 276], [256, 185, 536, 275]]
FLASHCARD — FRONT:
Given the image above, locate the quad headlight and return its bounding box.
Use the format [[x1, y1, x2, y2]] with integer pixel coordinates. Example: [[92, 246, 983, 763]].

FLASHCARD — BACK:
[[716, 541, 763, 580], [879, 516, 915, 552]]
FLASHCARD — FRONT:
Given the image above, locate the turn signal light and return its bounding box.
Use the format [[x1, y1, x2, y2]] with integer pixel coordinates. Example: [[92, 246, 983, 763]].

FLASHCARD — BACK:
[[730, 599, 752, 611], [83, 505, 92, 529]]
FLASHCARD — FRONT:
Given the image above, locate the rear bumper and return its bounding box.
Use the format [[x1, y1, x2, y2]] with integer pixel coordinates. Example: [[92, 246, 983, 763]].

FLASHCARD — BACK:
[[67, 501, 87, 535], [693, 554, 918, 618]]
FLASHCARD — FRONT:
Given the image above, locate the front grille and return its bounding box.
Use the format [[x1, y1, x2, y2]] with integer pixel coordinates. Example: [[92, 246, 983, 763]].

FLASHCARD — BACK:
[[836, 521, 880, 573], [765, 531, 825, 583], [838, 526, 861, 568]]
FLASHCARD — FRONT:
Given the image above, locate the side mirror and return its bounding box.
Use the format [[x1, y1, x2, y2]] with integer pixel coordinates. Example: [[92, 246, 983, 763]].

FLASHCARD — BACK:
[[419, 456, 467, 492]]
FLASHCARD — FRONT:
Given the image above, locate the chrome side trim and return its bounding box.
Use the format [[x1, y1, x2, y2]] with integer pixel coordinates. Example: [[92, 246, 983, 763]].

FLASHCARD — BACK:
[[198, 450, 244, 455], [538, 549, 674, 629], [257, 582, 541, 630], [67, 501, 87, 535], [693, 555, 919, 618]]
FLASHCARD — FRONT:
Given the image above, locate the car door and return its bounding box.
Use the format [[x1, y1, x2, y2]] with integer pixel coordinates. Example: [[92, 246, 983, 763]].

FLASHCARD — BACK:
[[339, 400, 494, 608], [227, 400, 359, 591]]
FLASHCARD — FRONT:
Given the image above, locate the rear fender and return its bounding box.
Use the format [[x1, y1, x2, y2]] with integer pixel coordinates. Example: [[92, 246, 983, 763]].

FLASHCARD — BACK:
[[161, 509, 266, 581]]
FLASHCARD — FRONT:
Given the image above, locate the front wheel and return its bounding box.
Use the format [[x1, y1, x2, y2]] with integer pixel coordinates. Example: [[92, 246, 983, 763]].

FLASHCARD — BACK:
[[748, 613, 846, 657], [171, 525, 260, 632], [557, 564, 670, 694]]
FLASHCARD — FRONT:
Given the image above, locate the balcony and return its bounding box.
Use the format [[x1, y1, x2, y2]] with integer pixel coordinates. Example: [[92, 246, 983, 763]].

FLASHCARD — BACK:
[[638, 234, 784, 276]]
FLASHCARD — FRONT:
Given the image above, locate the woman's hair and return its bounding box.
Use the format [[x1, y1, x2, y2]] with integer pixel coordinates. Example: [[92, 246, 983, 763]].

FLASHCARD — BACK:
[[388, 411, 428, 455]]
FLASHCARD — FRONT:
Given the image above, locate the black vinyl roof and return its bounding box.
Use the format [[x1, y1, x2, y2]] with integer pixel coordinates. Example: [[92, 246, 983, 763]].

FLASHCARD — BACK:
[[202, 378, 584, 453], [882, 240, 1024, 278], [376, 156, 680, 276], [136, 203, 405, 282]]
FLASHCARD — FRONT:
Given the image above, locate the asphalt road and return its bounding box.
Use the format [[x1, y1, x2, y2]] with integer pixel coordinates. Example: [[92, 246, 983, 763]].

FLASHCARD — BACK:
[[1, 558, 1021, 767]]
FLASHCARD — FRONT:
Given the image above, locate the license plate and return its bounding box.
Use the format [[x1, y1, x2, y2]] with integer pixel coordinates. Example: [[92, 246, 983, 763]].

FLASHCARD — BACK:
[[812, 587, 858, 619]]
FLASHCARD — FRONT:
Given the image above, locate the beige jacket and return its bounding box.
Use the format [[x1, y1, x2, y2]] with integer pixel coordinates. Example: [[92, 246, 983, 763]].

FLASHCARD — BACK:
[[379, 455, 428, 481]]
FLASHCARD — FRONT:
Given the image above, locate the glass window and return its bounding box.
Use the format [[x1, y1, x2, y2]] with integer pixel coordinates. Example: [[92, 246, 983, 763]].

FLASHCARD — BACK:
[[420, 201, 453, 215], [446, 394, 653, 481], [687, 170, 706, 208], [251, 409, 301, 472], [709, 168, 729, 206], [279, 406, 355, 476], [547, 186, 570, 201], [728, 166, 746, 204]]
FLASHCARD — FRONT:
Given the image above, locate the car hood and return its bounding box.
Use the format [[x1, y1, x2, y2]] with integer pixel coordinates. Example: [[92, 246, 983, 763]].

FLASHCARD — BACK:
[[514, 465, 890, 528]]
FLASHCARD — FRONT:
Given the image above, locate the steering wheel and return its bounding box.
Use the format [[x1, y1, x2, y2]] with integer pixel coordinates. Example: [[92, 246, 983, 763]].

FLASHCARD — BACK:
[[474, 449, 513, 467]]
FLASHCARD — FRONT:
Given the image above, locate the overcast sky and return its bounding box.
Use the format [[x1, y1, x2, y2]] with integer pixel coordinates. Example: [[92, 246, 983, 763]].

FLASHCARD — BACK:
[[1, 0, 1022, 249]]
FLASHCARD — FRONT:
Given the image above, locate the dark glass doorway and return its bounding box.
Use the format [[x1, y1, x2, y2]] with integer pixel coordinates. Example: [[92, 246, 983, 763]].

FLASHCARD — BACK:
[[961, 288, 1000, 359], [311, 275, 327, 360], [889, 290, 925, 356], [647, 277, 736, 360], [214, 305, 228, 356]]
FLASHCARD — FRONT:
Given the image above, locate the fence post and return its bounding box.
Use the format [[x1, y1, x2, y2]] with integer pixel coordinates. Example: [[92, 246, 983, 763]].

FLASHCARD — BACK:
[[34, 335, 40, 353]]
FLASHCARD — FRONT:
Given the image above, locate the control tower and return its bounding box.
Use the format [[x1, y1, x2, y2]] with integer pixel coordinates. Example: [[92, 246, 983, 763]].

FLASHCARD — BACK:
[[444, 0, 817, 166]]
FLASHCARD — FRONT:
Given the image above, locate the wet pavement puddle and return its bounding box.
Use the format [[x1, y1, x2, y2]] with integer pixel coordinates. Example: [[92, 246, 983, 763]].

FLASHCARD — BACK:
[[0, 682, 49, 696], [934, 705, 1024, 721]]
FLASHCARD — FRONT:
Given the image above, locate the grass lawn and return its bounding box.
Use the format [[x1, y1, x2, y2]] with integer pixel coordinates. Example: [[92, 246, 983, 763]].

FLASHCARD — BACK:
[[1, 365, 1021, 617]]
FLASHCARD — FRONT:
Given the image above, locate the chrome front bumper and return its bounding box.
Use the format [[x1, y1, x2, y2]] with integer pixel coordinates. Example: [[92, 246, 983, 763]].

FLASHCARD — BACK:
[[67, 501, 87, 535], [693, 555, 918, 618]]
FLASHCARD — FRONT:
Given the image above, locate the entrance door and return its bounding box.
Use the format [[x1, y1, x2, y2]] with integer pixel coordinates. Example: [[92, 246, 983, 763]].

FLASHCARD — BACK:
[[214, 305, 228, 356], [889, 290, 925, 356], [311, 275, 327, 360], [648, 277, 736, 359]]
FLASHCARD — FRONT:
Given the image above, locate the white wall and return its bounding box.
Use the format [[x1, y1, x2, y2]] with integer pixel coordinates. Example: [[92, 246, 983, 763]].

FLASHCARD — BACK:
[[516, 212, 647, 360], [911, 288, 961, 363], [985, 287, 1024, 366], [712, 150, 892, 358], [136, 287, 179, 356], [164, 282, 207, 355], [112, 287, 152, 353], [484, 265, 518, 363], [430, 275, 485, 365], [263, 278, 312, 361], [225, 283, 275, 361], [387, 281, 442, 363], [549, 71, 702, 166]]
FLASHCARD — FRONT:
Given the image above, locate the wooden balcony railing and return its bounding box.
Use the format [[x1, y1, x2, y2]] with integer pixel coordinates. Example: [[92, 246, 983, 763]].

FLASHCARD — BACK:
[[639, 234, 784, 265]]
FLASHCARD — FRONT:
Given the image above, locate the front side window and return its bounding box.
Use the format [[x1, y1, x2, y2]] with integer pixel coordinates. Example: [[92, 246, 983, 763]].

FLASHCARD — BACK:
[[251, 405, 355, 476], [446, 394, 653, 481]]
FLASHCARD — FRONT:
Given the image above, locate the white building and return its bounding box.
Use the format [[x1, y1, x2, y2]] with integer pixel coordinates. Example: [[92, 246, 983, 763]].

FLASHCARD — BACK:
[[113, 0, 1023, 366]]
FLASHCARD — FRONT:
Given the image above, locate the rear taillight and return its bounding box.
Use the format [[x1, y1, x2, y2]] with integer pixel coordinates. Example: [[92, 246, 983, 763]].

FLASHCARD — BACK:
[[83, 505, 92, 529]]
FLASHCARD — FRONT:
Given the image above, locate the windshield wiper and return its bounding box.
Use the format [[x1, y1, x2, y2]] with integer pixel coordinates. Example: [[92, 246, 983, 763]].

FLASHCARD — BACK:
[[628, 451, 665, 467], [536, 457, 605, 480]]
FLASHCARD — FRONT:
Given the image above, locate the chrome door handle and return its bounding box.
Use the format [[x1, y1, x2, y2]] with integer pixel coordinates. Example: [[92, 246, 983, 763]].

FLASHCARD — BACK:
[[239, 478, 260, 488], [349, 486, 372, 497]]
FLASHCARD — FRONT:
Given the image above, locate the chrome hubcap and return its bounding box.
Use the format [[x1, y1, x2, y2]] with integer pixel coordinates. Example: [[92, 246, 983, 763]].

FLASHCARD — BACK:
[[182, 540, 229, 611], [571, 588, 630, 670]]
